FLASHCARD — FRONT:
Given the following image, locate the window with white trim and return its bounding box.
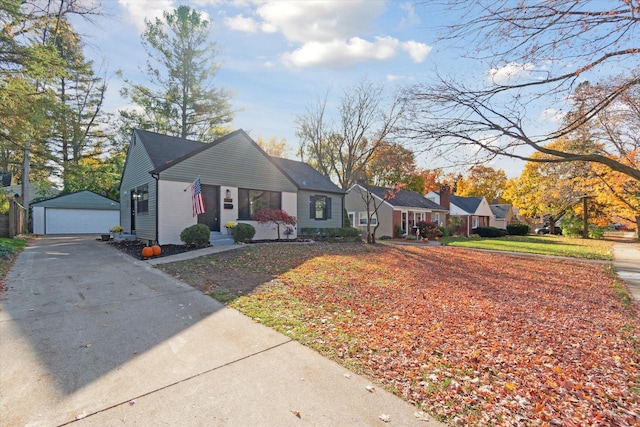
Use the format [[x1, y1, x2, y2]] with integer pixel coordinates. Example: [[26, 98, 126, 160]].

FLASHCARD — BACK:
[[472, 216, 479, 229], [348, 212, 355, 227], [359, 212, 377, 226]]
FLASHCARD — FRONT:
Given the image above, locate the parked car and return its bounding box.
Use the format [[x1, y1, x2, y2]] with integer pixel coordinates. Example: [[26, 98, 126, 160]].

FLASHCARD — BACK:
[[535, 225, 562, 235]]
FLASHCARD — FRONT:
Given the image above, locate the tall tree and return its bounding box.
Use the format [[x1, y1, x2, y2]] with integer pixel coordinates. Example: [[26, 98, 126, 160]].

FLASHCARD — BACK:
[[455, 165, 507, 203], [405, 1, 640, 182], [1, 0, 100, 215], [48, 17, 108, 191], [296, 81, 407, 190], [366, 141, 416, 187], [503, 138, 593, 229], [120, 5, 234, 142], [256, 136, 290, 158], [402, 168, 443, 194]]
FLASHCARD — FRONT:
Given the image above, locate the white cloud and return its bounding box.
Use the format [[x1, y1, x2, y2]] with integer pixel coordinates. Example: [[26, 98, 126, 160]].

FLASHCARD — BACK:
[[401, 41, 431, 63], [387, 74, 402, 81], [118, 0, 174, 32], [224, 14, 258, 32], [256, 0, 383, 43], [283, 36, 399, 69], [488, 62, 536, 83], [224, 0, 432, 68]]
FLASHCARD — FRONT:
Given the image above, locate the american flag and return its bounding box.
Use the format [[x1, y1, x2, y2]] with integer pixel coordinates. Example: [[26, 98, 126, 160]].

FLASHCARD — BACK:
[[191, 177, 205, 217]]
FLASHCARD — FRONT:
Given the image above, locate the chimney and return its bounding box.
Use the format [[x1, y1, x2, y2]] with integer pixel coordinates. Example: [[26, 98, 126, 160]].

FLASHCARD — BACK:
[[439, 185, 451, 210]]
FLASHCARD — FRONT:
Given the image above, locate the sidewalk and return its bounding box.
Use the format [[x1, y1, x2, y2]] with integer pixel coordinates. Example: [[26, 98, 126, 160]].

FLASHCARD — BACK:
[[0, 236, 442, 426], [612, 241, 640, 301]]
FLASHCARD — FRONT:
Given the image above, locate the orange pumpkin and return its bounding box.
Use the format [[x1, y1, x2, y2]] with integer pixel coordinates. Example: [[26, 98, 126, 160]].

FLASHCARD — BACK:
[[141, 246, 154, 258], [151, 244, 161, 256]]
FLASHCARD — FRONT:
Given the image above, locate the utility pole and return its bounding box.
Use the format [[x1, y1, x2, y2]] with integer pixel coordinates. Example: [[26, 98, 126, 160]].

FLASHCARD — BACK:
[[21, 145, 30, 234]]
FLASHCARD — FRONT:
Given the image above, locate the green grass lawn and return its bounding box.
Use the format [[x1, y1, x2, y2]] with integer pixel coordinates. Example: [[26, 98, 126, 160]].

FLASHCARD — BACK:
[[0, 237, 29, 284], [440, 234, 614, 260]]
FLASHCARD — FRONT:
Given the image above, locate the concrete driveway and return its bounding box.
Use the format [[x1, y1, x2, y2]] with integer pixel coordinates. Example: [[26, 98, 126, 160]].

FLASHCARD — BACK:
[[0, 236, 440, 426]]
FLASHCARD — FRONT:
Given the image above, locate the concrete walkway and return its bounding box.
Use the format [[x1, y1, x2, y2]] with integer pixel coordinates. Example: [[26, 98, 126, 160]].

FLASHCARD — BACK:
[[0, 236, 441, 427], [612, 240, 640, 301]]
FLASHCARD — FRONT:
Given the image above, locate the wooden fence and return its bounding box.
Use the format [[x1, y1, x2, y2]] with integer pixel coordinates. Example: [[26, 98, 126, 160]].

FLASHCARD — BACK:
[[5, 199, 26, 237]]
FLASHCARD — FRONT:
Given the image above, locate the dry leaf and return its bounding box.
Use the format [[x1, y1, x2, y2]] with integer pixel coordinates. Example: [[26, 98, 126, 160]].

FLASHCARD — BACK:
[[291, 410, 301, 418], [379, 414, 391, 423], [366, 385, 375, 393], [343, 373, 352, 379]]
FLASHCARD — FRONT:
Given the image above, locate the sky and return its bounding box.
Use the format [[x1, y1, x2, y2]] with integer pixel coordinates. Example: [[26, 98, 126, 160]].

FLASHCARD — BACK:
[[73, 0, 556, 178]]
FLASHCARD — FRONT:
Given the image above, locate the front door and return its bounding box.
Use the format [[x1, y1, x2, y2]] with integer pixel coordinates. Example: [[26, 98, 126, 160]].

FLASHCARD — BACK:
[[197, 184, 220, 231], [130, 191, 136, 232]]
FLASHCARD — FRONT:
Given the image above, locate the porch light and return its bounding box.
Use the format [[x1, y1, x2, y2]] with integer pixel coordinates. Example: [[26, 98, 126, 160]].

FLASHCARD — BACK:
[[226, 189, 231, 199]]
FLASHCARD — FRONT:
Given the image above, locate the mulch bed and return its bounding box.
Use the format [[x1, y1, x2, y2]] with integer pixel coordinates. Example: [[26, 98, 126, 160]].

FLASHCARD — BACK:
[[108, 238, 313, 259], [107, 239, 205, 260]]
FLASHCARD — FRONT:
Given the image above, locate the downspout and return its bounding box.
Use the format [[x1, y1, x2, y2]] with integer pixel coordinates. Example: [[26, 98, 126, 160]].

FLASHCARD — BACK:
[[151, 172, 160, 244], [341, 194, 345, 228]]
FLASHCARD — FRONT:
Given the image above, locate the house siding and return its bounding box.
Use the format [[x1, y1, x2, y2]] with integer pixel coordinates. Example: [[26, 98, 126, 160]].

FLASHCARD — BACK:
[[158, 180, 197, 245], [119, 133, 157, 241], [297, 189, 343, 229], [158, 132, 297, 192], [345, 187, 394, 237]]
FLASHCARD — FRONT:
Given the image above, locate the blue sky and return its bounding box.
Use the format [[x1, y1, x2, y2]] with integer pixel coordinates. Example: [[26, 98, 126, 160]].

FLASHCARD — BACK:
[[75, 0, 551, 178]]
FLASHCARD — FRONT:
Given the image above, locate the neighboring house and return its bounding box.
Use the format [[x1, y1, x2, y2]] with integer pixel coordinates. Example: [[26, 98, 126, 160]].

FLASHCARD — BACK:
[[426, 185, 493, 237], [119, 129, 343, 245], [345, 184, 448, 238], [31, 190, 120, 235], [489, 204, 516, 229]]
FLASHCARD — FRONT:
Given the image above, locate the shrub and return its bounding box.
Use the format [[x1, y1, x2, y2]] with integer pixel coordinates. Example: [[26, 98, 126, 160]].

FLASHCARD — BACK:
[[590, 226, 606, 239], [232, 223, 256, 243], [560, 215, 583, 237], [507, 223, 530, 235], [394, 224, 403, 238], [299, 227, 362, 242], [439, 225, 452, 237], [379, 235, 392, 240], [475, 226, 507, 237], [343, 208, 351, 228], [416, 221, 443, 240], [180, 224, 211, 246], [0, 244, 14, 259]]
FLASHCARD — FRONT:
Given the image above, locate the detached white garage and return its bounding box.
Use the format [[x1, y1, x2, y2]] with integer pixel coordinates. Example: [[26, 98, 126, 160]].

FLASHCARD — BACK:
[[31, 190, 120, 235]]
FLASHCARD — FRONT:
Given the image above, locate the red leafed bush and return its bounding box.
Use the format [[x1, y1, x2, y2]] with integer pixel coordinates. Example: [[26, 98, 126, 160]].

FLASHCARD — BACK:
[[253, 208, 297, 240]]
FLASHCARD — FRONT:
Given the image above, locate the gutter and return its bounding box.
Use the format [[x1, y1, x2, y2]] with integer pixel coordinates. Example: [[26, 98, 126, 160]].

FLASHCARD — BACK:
[[151, 172, 160, 244]]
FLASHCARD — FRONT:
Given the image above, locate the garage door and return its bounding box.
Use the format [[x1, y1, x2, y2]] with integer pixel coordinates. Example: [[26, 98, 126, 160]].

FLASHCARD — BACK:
[[44, 208, 120, 234]]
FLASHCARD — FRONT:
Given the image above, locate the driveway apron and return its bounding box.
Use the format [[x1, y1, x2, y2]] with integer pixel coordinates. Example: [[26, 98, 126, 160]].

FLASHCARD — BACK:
[[0, 236, 439, 426]]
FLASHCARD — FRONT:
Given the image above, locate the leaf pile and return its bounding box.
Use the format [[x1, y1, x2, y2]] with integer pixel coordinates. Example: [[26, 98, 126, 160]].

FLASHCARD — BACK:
[[232, 244, 640, 426]]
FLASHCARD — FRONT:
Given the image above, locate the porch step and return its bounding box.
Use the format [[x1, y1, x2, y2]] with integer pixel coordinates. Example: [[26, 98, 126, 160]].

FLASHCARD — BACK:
[[210, 231, 234, 246]]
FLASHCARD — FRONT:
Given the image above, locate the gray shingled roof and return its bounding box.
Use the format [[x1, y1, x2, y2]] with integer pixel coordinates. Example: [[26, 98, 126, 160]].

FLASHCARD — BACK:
[[269, 157, 345, 194], [366, 185, 447, 210], [134, 129, 205, 170], [31, 190, 119, 209], [451, 194, 483, 214], [490, 204, 511, 219]]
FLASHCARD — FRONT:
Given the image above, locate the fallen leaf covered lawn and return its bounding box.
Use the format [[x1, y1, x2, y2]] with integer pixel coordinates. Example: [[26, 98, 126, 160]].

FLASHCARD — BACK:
[[229, 244, 640, 426]]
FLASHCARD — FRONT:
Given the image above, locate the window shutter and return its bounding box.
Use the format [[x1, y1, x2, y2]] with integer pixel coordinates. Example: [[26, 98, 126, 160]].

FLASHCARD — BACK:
[[326, 197, 332, 219], [310, 196, 315, 219]]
